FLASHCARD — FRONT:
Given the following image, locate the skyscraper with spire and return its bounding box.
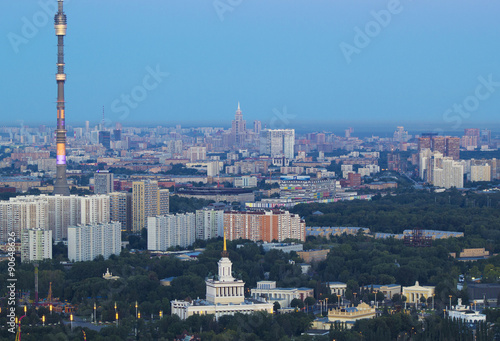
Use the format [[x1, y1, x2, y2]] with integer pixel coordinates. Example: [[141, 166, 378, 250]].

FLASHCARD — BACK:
[[231, 102, 246, 148], [53, 0, 70, 195]]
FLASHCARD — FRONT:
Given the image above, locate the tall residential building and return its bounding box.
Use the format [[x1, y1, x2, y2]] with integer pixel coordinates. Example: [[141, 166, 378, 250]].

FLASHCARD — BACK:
[[188, 146, 207, 162], [224, 210, 306, 242], [253, 120, 262, 135], [432, 153, 464, 189], [461, 128, 480, 149], [147, 213, 196, 251], [94, 170, 114, 194], [419, 149, 433, 181], [260, 129, 295, 159], [393, 126, 409, 142], [110, 192, 132, 231], [0, 194, 110, 243], [446, 137, 460, 160], [132, 180, 168, 232], [98, 131, 111, 149], [195, 209, 224, 240], [418, 135, 460, 167], [67, 221, 121, 262], [231, 102, 246, 148], [21, 229, 52, 263], [471, 164, 491, 182], [80, 194, 110, 226], [159, 189, 170, 216], [480, 129, 491, 146]]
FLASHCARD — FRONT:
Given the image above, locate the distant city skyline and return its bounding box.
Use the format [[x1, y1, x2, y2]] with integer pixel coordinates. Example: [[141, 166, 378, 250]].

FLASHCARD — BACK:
[[2, 0, 500, 131]]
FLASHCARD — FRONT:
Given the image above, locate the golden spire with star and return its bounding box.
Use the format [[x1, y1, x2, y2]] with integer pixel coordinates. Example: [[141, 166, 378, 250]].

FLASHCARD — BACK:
[[222, 230, 228, 257]]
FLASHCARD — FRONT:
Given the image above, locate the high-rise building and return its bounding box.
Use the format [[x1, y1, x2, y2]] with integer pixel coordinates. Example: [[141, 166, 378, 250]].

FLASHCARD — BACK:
[[393, 126, 409, 142], [147, 213, 196, 251], [110, 192, 132, 231], [188, 146, 207, 162], [419, 148, 433, 181], [432, 136, 446, 155], [224, 210, 305, 242], [446, 137, 460, 160], [462, 129, 480, 149], [159, 189, 170, 216], [418, 136, 432, 153], [253, 120, 262, 135], [431, 153, 464, 189], [21, 229, 52, 263], [67, 221, 121, 262], [98, 131, 111, 149], [471, 165, 491, 182], [195, 209, 224, 240], [418, 134, 460, 160], [260, 129, 295, 159], [53, 0, 70, 195], [480, 129, 491, 146], [113, 129, 121, 141], [80, 195, 110, 226], [133, 181, 153, 232], [0, 194, 110, 243], [231, 102, 246, 148], [132, 180, 168, 232], [94, 170, 114, 194]]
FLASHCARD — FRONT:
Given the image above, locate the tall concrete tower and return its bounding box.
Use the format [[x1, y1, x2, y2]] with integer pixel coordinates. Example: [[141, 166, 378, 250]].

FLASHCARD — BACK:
[[53, 0, 70, 195]]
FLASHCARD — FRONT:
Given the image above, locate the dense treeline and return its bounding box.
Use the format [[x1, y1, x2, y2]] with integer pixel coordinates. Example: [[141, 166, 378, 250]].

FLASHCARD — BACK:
[[0, 235, 500, 340], [292, 190, 500, 248], [3, 189, 500, 339]]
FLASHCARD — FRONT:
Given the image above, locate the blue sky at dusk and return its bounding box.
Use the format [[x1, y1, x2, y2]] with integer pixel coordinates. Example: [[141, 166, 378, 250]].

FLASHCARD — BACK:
[[2, 0, 500, 133]]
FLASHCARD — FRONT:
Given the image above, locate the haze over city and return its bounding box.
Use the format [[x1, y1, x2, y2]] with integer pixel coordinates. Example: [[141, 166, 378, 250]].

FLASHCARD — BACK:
[[3, 0, 500, 132]]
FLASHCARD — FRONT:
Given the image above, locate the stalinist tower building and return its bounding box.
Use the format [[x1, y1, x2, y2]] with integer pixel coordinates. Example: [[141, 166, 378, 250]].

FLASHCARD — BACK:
[[171, 236, 273, 320]]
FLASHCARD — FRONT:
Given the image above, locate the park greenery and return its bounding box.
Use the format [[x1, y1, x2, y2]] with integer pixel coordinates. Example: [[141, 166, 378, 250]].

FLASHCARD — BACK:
[[292, 189, 500, 249], [1, 191, 500, 339]]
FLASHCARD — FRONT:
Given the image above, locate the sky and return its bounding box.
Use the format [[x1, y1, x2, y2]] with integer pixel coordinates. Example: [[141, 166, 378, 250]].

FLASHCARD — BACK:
[[2, 0, 500, 134]]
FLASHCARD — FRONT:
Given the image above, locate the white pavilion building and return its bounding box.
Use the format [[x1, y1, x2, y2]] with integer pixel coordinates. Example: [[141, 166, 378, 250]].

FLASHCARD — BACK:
[[171, 236, 273, 320]]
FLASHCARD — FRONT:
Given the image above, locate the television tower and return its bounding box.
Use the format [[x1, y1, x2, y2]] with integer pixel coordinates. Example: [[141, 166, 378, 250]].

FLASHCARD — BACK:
[[53, 0, 70, 195]]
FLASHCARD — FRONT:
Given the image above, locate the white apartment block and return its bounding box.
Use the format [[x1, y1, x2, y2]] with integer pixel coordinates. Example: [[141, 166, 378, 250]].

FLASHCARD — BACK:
[[234, 176, 257, 188], [21, 229, 52, 263], [432, 153, 464, 189], [195, 209, 224, 240], [260, 129, 295, 159], [0, 194, 110, 243], [147, 213, 196, 251], [470, 164, 491, 182], [67, 221, 121, 262]]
